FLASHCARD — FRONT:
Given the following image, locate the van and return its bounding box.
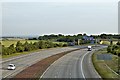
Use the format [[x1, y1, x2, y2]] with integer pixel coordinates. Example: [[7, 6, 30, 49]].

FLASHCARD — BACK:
[[88, 46, 92, 51]]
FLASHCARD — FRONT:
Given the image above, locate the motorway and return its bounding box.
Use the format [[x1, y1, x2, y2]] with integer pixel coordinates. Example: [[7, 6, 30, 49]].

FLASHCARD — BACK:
[[1, 45, 106, 79], [2, 47, 81, 78], [40, 47, 104, 78]]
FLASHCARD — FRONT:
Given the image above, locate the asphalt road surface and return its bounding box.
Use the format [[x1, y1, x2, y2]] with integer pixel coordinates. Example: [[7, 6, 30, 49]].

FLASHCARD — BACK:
[[2, 47, 79, 78], [40, 46, 105, 79], [1, 45, 106, 79]]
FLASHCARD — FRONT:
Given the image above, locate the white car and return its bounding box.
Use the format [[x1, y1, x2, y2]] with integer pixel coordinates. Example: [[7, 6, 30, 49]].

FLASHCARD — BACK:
[[7, 64, 16, 70]]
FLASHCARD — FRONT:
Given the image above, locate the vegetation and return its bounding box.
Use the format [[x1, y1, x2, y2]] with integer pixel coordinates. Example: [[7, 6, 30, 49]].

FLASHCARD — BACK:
[[1, 33, 119, 57], [1, 40, 39, 47], [92, 48, 120, 79], [1, 40, 68, 56], [91, 34, 120, 39], [107, 41, 120, 56], [38, 33, 95, 45], [92, 41, 120, 79]]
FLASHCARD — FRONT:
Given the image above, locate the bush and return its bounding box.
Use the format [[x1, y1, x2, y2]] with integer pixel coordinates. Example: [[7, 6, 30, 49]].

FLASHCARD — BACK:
[[115, 49, 120, 56], [15, 41, 24, 52], [2, 40, 68, 56], [23, 41, 29, 51], [16, 46, 24, 52], [33, 42, 39, 49], [2, 46, 8, 55], [38, 40, 46, 49], [117, 41, 120, 45], [107, 45, 112, 53], [8, 44, 16, 53], [45, 41, 54, 48], [62, 43, 68, 47], [107, 44, 120, 56], [58, 43, 63, 47]]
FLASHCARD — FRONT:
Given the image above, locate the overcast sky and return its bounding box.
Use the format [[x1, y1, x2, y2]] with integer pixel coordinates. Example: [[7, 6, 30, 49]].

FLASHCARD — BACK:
[[1, 0, 119, 36]]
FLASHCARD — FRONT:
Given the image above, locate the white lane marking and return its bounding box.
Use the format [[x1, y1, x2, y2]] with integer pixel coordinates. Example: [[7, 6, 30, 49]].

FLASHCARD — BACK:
[[81, 52, 89, 79], [104, 63, 119, 75], [3, 64, 31, 78], [1, 52, 42, 64], [40, 59, 59, 79], [1, 48, 68, 63], [39, 64, 51, 79], [40, 49, 78, 79], [90, 50, 101, 78]]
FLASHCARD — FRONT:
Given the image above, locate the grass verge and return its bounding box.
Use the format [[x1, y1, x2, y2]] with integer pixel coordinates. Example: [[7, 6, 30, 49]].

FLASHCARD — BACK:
[[2, 47, 60, 59], [92, 48, 120, 79], [2, 49, 43, 59]]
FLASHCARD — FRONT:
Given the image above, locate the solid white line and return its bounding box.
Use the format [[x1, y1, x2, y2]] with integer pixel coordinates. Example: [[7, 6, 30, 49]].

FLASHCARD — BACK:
[[105, 63, 119, 75], [39, 49, 78, 79], [39, 59, 59, 79], [81, 52, 89, 79], [90, 50, 101, 78], [39, 64, 51, 79]]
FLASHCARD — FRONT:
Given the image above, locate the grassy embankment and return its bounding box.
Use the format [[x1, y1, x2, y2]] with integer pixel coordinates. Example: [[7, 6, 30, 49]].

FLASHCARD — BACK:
[[0, 40, 67, 59], [92, 48, 120, 79]]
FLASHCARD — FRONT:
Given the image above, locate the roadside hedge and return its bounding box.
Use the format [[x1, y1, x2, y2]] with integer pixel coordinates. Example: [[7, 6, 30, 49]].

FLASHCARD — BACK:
[[107, 41, 120, 56], [2, 40, 68, 55]]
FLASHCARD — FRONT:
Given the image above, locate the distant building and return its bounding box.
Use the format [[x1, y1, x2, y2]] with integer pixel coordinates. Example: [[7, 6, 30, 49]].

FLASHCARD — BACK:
[[83, 36, 95, 44]]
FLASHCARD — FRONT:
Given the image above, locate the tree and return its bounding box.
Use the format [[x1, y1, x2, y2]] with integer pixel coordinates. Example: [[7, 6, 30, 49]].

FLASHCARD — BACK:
[[58, 43, 63, 47], [16, 41, 22, 46], [83, 33, 87, 36], [8, 44, 16, 54], [16, 46, 24, 52], [110, 40, 113, 45], [33, 42, 39, 49], [45, 41, 54, 48], [117, 41, 120, 45], [2, 46, 8, 55], [63, 43, 68, 47], [16, 41, 24, 52], [0, 42, 1, 45], [23, 41, 29, 51], [29, 42, 34, 51], [77, 34, 82, 36], [100, 34, 107, 39], [107, 45, 112, 53], [38, 40, 46, 49], [0, 43, 2, 55]]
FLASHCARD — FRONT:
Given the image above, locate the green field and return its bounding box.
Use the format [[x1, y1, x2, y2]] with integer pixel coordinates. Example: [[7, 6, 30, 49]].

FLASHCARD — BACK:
[[100, 41, 118, 45], [0, 40, 39, 47]]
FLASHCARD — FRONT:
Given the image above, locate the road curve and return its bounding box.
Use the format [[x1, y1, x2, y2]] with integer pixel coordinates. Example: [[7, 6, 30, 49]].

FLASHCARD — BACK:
[[40, 47, 102, 79], [2, 47, 78, 78]]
